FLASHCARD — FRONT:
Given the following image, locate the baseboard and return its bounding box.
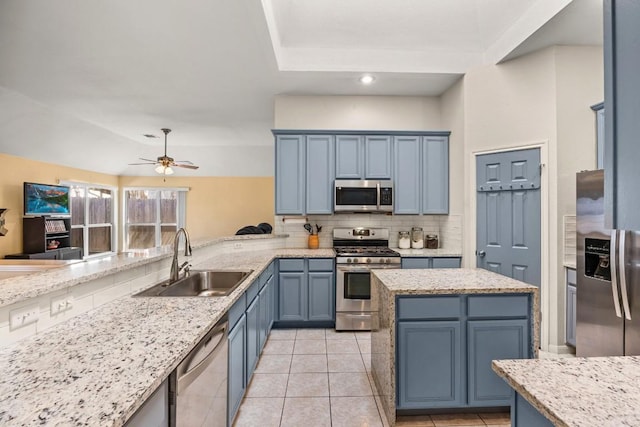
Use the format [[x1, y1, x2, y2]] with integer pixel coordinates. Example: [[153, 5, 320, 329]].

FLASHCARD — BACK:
[[541, 344, 576, 358]]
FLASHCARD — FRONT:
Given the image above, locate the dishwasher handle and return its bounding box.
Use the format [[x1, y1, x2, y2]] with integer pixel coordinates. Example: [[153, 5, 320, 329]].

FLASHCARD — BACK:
[[177, 319, 228, 395]]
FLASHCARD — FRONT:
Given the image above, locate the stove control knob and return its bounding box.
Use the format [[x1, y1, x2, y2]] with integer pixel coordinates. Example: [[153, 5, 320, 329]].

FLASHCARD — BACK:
[[347, 258, 352, 264], [366, 258, 371, 264]]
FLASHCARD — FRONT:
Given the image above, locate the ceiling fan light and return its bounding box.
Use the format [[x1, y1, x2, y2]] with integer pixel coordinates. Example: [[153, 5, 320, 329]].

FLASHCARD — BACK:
[[164, 166, 174, 175], [155, 164, 174, 175], [155, 165, 165, 174]]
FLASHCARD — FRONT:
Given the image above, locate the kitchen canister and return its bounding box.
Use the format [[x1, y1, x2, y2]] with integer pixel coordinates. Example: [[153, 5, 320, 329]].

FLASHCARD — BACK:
[[308, 234, 319, 249], [411, 227, 424, 248], [426, 234, 439, 249], [398, 231, 411, 249]]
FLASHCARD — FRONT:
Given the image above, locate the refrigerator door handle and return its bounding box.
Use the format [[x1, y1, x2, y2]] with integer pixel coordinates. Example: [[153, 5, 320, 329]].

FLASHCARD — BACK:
[[619, 230, 632, 320], [610, 230, 623, 318]]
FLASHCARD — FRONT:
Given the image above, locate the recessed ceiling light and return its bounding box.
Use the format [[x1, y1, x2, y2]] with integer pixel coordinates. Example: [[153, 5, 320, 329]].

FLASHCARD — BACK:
[[359, 74, 375, 85]]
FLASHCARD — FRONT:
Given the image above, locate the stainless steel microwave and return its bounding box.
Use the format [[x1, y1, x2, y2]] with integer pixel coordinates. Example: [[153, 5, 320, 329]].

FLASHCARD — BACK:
[[334, 180, 393, 213]]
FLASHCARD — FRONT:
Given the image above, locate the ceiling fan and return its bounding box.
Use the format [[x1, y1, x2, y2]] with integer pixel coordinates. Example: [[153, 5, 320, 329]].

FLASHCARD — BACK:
[[129, 128, 199, 175]]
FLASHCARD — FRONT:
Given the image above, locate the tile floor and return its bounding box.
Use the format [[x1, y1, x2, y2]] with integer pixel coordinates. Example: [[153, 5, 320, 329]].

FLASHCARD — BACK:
[[233, 328, 510, 427]]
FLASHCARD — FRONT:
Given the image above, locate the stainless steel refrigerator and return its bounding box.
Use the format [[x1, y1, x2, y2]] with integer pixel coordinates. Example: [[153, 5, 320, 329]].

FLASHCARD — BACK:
[[576, 169, 640, 356]]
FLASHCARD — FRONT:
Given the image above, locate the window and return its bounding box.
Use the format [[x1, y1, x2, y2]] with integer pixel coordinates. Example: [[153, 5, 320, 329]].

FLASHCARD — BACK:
[[123, 188, 187, 250], [63, 182, 117, 258]]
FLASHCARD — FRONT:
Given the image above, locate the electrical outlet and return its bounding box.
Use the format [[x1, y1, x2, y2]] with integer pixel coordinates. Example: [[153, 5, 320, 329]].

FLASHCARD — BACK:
[[9, 304, 40, 330], [50, 295, 74, 315], [233, 243, 243, 250]]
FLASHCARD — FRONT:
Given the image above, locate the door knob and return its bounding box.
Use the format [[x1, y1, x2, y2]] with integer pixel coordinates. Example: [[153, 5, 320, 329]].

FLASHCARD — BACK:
[[477, 250, 486, 257]]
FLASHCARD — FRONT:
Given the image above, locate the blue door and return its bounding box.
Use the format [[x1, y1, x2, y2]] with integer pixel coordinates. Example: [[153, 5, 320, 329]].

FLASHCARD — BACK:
[[476, 148, 541, 286]]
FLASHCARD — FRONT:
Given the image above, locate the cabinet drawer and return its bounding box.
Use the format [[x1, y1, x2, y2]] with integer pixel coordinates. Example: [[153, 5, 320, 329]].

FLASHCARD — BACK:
[[266, 261, 275, 278], [397, 296, 462, 320], [432, 257, 461, 268], [279, 258, 305, 272], [308, 258, 334, 272], [229, 293, 247, 329], [246, 278, 261, 304], [468, 295, 529, 318], [401, 258, 431, 269], [567, 268, 576, 285]]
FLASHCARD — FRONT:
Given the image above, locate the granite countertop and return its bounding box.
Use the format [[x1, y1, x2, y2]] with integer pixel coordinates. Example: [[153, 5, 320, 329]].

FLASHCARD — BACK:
[[372, 268, 538, 295], [564, 261, 577, 270], [392, 248, 462, 257], [0, 247, 333, 426], [0, 234, 289, 308], [493, 356, 640, 427]]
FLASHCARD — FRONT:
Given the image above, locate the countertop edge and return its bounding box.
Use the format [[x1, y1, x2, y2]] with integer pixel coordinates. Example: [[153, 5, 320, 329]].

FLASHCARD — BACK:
[[491, 361, 568, 427], [0, 234, 289, 308]]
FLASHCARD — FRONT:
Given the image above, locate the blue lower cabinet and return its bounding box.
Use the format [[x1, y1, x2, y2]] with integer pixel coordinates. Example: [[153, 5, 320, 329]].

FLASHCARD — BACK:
[[397, 321, 463, 409], [228, 314, 246, 426], [246, 297, 260, 381], [277, 258, 336, 324], [396, 294, 532, 412], [432, 257, 462, 268], [308, 272, 335, 321], [267, 274, 276, 330], [467, 319, 529, 407], [258, 283, 270, 351], [278, 272, 306, 321], [401, 258, 431, 269], [513, 392, 553, 426], [401, 257, 462, 269]]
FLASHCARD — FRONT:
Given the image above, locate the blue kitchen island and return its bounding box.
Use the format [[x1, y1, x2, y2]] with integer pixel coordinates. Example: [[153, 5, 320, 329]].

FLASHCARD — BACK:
[[371, 268, 539, 426]]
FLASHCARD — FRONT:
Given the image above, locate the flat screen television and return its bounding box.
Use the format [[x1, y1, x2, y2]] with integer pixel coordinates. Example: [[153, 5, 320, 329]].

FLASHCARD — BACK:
[[24, 182, 71, 216]]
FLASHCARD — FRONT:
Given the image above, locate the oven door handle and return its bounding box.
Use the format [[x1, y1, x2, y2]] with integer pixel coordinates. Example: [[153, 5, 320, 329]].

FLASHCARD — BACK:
[[337, 265, 400, 272]]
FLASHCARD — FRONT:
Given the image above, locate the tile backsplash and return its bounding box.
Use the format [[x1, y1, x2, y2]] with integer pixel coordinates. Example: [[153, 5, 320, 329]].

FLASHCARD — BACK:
[[274, 214, 463, 251]]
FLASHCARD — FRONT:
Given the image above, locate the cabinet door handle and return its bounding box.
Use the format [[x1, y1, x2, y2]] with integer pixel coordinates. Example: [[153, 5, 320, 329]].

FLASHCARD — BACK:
[[477, 250, 486, 258]]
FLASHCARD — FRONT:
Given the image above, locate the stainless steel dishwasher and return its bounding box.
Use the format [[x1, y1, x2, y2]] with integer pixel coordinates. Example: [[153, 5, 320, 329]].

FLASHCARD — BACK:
[[169, 315, 228, 427]]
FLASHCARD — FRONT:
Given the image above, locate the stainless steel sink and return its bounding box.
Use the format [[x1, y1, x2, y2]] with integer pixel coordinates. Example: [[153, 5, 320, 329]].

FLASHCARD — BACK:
[[134, 269, 253, 297]]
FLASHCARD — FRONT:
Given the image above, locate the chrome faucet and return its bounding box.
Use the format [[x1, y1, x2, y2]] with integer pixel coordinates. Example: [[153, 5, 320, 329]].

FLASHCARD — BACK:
[[170, 228, 192, 282]]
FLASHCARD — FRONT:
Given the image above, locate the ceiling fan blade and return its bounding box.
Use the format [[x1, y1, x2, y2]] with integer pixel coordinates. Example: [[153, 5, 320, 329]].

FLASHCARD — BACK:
[[174, 160, 194, 165], [173, 163, 200, 170], [138, 157, 158, 162], [128, 162, 157, 165]]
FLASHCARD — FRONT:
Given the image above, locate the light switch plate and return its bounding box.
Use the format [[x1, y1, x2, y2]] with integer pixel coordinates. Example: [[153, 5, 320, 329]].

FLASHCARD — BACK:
[[9, 304, 40, 330]]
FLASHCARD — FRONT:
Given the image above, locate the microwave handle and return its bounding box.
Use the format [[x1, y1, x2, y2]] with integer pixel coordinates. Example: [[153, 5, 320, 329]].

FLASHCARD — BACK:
[[376, 182, 381, 211]]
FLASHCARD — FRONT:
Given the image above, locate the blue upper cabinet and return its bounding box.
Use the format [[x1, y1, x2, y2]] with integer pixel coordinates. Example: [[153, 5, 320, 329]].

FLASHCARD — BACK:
[[336, 134, 393, 180], [365, 136, 393, 179], [335, 135, 364, 179], [274, 130, 450, 215], [306, 135, 335, 214], [423, 136, 449, 214], [394, 136, 421, 214], [604, 0, 640, 230], [275, 135, 305, 215]]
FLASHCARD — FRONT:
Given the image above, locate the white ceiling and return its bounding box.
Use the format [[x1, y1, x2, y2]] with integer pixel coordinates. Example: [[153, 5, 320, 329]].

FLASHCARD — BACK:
[[0, 0, 602, 176]]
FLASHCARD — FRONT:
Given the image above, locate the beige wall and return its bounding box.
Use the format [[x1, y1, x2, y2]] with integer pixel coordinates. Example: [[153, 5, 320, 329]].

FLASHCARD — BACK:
[[0, 153, 274, 257], [553, 45, 603, 347], [455, 46, 603, 351], [439, 77, 465, 218], [274, 95, 442, 130], [118, 176, 274, 243], [0, 153, 118, 256]]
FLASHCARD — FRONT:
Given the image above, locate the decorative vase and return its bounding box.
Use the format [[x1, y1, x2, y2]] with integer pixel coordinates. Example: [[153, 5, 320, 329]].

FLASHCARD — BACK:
[[308, 234, 319, 249]]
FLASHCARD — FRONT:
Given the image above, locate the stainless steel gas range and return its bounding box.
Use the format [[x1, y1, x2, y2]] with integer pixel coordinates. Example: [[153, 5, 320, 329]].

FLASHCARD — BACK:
[[333, 227, 401, 331]]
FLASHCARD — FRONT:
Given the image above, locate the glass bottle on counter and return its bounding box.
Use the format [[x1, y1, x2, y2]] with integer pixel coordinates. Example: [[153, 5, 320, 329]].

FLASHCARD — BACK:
[[398, 231, 411, 249], [411, 227, 423, 248]]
